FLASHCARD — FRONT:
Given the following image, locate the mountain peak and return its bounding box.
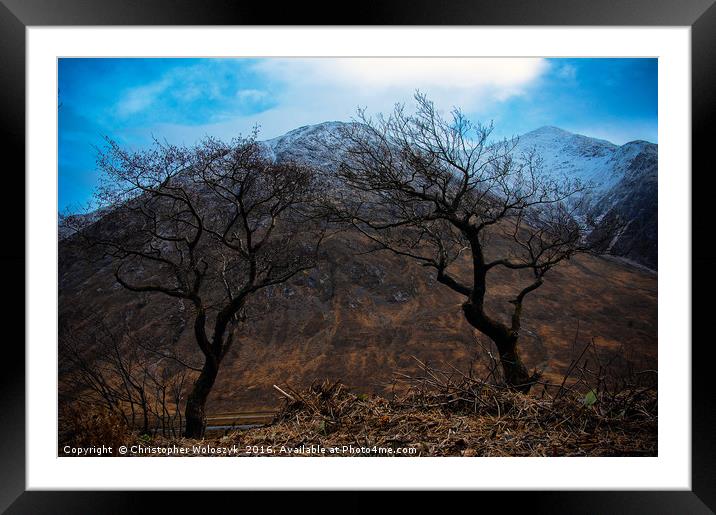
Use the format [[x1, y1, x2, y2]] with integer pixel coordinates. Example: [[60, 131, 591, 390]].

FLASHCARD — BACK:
[[279, 120, 348, 137], [520, 126, 618, 149], [262, 121, 353, 169], [620, 139, 656, 148], [528, 125, 573, 136]]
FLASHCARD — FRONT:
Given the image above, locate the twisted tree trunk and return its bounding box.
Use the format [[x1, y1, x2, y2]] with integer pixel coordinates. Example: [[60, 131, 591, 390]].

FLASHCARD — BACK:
[[492, 336, 532, 392], [462, 301, 534, 392], [184, 357, 219, 438]]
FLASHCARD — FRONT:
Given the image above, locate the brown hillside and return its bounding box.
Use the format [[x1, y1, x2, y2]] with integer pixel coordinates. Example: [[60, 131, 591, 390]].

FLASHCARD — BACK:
[[58, 227, 657, 414]]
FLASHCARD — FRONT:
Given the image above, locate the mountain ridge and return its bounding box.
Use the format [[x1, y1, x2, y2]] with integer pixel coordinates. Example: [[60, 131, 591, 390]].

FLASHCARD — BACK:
[[61, 122, 657, 269], [259, 121, 658, 269]]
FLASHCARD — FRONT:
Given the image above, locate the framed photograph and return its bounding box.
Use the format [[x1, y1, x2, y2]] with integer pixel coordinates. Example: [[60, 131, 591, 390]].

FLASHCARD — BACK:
[[3, 0, 714, 510]]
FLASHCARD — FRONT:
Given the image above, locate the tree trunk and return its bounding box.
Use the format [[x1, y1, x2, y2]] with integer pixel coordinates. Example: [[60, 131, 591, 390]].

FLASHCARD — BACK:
[[184, 357, 219, 438], [493, 337, 533, 393], [462, 302, 535, 392]]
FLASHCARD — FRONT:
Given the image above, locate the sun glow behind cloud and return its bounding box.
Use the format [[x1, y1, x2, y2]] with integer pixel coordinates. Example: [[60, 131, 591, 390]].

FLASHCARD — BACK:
[[244, 58, 548, 127], [253, 58, 547, 94]]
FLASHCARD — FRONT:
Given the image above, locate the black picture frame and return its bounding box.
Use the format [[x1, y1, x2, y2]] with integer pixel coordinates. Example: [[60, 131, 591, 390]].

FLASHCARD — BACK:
[[1, 0, 713, 511]]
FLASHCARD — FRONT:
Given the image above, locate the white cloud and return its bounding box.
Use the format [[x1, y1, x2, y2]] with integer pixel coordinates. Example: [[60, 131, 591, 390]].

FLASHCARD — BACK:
[[235, 58, 546, 137], [252, 57, 547, 114], [115, 77, 172, 117], [236, 89, 268, 102], [556, 63, 577, 81], [254, 58, 547, 89], [135, 58, 550, 144], [114, 61, 239, 118]]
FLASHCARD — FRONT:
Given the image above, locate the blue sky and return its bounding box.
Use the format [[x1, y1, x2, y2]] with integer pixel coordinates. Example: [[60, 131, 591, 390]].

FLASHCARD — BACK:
[[59, 57, 657, 212]]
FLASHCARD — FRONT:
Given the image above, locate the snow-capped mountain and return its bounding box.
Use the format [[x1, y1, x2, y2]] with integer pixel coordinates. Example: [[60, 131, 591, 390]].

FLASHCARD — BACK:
[[514, 126, 656, 201], [61, 121, 657, 269], [513, 127, 657, 269], [262, 121, 349, 170], [259, 122, 658, 270], [512, 126, 622, 193]]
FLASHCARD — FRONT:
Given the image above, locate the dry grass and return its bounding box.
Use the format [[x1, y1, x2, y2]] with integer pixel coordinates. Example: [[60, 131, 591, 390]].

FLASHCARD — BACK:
[[220, 339, 657, 457], [137, 357, 656, 457], [63, 334, 657, 457], [230, 374, 657, 457], [59, 405, 130, 455]]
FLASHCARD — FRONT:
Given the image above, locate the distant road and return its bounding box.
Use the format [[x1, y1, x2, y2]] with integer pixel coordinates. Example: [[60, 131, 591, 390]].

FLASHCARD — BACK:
[[205, 411, 275, 433]]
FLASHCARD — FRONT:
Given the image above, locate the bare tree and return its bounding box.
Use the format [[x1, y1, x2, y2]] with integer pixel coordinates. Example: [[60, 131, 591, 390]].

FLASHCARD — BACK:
[[59, 321, 195, 437], [64, 134, 324, 437], [329, 93, 616, 392]]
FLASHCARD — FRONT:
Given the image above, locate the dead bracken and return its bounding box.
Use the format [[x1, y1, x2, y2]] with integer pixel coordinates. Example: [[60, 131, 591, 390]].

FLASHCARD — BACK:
[[136, 352, 657, 457], [231, 376, 656, 457], [61, 337, 658, 458]]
